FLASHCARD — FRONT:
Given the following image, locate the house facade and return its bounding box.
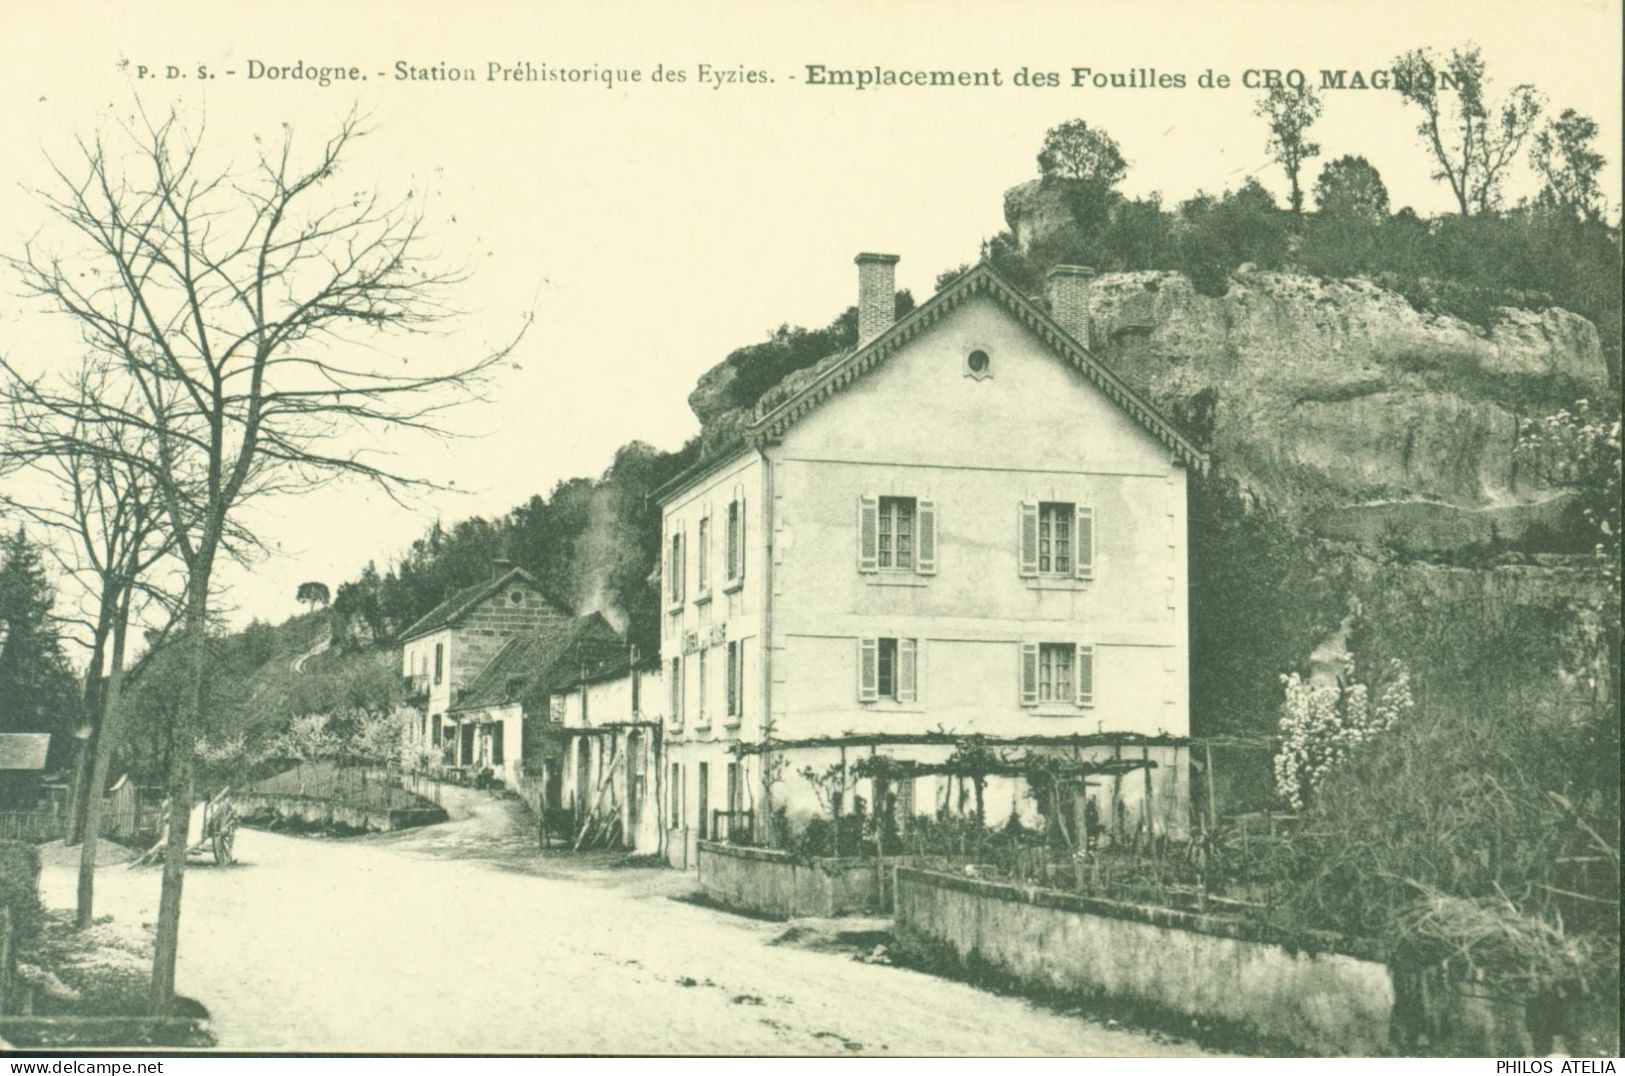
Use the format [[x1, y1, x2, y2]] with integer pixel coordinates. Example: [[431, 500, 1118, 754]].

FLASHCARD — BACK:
[[555, 656, 664, 851], [398, 560, 574, 772], [654, 254, 1206, 866]]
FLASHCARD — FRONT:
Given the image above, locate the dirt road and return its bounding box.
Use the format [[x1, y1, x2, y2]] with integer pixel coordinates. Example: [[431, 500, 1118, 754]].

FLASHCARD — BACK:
[[38, 788, 1211, 1055]]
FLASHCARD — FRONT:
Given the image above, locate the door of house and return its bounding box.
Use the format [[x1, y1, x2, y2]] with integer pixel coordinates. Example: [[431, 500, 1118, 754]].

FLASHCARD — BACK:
[[697, 762, 710, 839]]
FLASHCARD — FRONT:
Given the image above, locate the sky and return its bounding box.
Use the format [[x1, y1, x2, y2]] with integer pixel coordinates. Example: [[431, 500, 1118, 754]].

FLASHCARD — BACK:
[[0, 0, 1619, 644]]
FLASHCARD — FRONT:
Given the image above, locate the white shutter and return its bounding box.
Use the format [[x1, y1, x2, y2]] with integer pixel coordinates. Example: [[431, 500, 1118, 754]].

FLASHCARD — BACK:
[[1020, 642, 1039, 706], [1075, 505, 1095, 579], [1076, 644, 1095, 707], [915, 499, 937, 575], [898, 638, 918, 703], [858, 637, 879, 701], [1019, 501, 1039, 577], [858, 495, 879, 573]]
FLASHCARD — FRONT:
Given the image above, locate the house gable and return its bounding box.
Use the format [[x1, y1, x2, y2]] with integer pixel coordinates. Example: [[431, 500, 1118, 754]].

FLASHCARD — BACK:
[[746, 262, 1207, 473]]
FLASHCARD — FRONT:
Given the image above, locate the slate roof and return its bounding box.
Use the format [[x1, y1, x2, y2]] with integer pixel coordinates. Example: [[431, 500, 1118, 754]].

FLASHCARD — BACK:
[[0, 733, 51, 771], [654, 259, 1209, 504], [449, 613, 623, 713], [398, 566, 561, 643]]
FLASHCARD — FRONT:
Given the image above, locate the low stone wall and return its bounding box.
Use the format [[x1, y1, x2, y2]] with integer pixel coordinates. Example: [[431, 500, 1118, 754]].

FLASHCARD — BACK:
[[697, 841, 896, 919], [893, 867, 1397, 1056], [236, 792, 447, 833]]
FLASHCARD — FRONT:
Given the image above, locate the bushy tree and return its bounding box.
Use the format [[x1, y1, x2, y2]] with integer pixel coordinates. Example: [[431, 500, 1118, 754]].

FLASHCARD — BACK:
[[1313, 155, 1390, 223], [1036, 119, 1128, 189]]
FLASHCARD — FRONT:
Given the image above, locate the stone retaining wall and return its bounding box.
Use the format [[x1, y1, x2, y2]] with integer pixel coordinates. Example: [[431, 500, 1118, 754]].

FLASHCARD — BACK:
[[893, 866, 1396, 1055], [696, 841, 894, 919], [236, 792, 447, 833]]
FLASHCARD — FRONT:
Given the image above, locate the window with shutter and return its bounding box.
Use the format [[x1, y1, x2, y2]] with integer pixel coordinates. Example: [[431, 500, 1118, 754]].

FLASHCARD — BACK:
[[898, 638, 918, 702], [858, 637, 879, 701], [1074, 505, 1095, 579], [1019, 502, 1039, 576], [858, 496, 879, 572], [1076, 645, 1095, 706], [1020, 642, 1039, 705], [915, 500, 937, 575]]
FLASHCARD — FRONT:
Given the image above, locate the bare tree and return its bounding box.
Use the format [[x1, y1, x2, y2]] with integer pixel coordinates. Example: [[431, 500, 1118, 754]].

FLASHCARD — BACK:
[[1392, 44, 1543, 215], [0, 361, 181, 926], [4, 108, 523, 1009], [1254, 84, 1323, 216]]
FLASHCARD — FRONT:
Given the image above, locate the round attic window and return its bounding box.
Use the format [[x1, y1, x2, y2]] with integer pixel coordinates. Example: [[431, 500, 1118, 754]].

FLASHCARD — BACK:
[[965, 348, 992, 380], [509, 590, 524, 605]]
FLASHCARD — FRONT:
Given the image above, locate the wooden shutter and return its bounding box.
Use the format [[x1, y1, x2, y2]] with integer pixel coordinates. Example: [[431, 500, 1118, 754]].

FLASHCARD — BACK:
[[858, 637, 879, 701], [898, 638, 918, 703], [1019, 501, 1039, 576], [1020, 642, 1039, 706], [858, 495, 879, 573], [678, 528, 687, 600], [1075, 505, 1095, 579], [915, 499, 937, 575], [1076, 644, 1095, 706], [738, 494, 746, 582]]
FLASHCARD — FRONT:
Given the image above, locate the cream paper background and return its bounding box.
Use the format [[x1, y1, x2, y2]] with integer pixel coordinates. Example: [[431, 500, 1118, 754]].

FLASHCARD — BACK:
[[0, 0, 1618, 628]]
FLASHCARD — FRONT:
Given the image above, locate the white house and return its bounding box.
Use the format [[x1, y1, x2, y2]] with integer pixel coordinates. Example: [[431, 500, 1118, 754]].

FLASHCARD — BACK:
[[652, 254, 1206, 866]]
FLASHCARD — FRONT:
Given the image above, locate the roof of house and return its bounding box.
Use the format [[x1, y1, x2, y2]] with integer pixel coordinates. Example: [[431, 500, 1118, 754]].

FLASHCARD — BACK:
[[448, 612, 623, 713], [398, 566, 560, 643], [0, 733, 51, 771], [654, 259, 1209, 504]]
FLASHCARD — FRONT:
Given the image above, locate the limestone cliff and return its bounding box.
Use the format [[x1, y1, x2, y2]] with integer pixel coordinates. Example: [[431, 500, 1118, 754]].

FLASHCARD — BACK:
[[1075, 269, 1607, 553]]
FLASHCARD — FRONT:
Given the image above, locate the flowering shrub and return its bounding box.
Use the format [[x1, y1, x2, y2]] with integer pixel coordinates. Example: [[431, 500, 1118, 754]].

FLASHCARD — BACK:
[[1274, 658, 1413, 810]]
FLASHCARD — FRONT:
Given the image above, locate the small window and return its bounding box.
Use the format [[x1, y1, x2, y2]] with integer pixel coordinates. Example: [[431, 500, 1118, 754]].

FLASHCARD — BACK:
[[434, 642, 444, 685], [725, 493, 745, 584], [697, 649, 709, 723], [726, 641, 742, 718], [1038, 643, 1073, 702], [509, 590, 524, 605], [1038, 502, 1073, 575], [965, 348, 992, 380], [878, 497, 915, 571], [669, 657, 682, 723]]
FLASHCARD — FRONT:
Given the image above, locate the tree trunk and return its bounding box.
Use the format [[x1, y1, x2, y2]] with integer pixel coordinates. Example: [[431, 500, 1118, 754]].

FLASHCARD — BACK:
[[151, 569, 210, 1012], [65, 609, 113, 844], [77, 595, 131, 927]]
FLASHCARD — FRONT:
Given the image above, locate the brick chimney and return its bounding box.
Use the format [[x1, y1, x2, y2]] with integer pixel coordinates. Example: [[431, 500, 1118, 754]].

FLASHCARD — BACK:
[[491, 556, 514, 579], [855, 253, 901, 347], [1045, 265, 1096, 349]]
